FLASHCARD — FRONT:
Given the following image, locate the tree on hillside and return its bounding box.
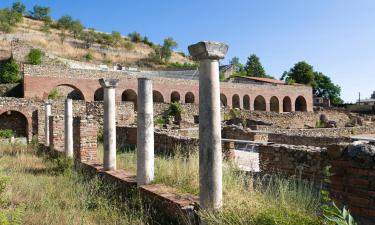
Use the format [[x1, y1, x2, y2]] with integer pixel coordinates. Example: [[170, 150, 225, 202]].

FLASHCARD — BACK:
[[70, 20, 83, 39], [128, 32, 142, 43], [0, 8, 23, 33], [57, 15, 74, 43], [12, 2, 26, 14], [160, 37, 177, 62], [29, 5, 50, 21], [111, 31, 122, 47], [81, 28, 96, 49], [244, 54, 266, 77], [281, 61, 316, 87]]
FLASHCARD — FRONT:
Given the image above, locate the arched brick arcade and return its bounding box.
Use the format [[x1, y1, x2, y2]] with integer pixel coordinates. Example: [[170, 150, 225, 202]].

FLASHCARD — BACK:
[[243, 95, 250, 110], [171, 91, 180, 102], [254, 95, 266, 111], [153, 91, 164, 103], [295, 96, 307, 112], [232, 94, 240, 109], [122, 89, 138, 109], [94, 88, 104, 101], [0, 110, 29, 139], [185, 92, 195, 103], [54, 84, 85, 100], [270, 96, 280, 113], [220, 94, 227, 107], [283, 96, 292, 112]]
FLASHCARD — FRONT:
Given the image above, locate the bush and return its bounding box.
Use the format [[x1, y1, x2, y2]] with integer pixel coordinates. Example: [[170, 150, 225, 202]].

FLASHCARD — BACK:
[[0, 60, 21, 83], [0, 129, 15, 138], [27, 48, 43, 65], [167, 62, 198, 70], [47, 88, 61, 100], [128, 32, 142, 43], [0, 8, 23, 33], [123, 41, 134, 51], [84, 52, 93, 61]]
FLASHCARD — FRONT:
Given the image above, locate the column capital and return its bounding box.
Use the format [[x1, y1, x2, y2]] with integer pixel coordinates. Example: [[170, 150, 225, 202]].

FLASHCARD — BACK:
[[99, 78, 119, 88], [44, 100, 53, 105], [188, 41, 228, 61]]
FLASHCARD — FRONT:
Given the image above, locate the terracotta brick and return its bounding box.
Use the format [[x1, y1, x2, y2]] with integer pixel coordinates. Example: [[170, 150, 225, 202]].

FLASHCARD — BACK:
[[348, 196, 370, 208]]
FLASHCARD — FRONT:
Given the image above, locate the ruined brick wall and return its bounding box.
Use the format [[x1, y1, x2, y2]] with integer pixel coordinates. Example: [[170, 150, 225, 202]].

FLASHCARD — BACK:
[[267, 133, 351, 147], [258, 144, 329, 182], [49, 115, 64, 152], [222, 126, 268, 142], [73, 116, 97, 162], [328, 144, 375, 225]]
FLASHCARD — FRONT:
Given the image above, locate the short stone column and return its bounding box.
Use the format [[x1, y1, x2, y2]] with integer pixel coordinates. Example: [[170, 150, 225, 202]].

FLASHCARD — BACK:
[[44, 101, 52, 147], [64, 98, 73, 158], [137, 78, 154, 186], [188, 41, 228, 209], [99, 78, 119, 171]]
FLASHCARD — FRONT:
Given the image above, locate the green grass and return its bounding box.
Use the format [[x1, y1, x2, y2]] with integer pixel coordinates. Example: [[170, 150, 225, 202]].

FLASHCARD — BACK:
[[0, 144, 151, 225], [98, 144, 326, 225]]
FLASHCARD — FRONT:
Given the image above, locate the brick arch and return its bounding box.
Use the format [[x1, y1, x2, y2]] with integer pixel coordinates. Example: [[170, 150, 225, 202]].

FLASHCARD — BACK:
[[254, 95, 266, 111], [122, 89, 138, 109], [0, 109, 32, 142], [283, 96, 292, 112], [52, 84, 85, 100], [232, 94, 240, 109], [270, 96, 280, 113], [153, 90, 164, 103], [185, 92, 195, 103], [171, 91, 180, 102], [243, 95, 250, 110], [220, 93, 227, 107], [295, 96, 307, 112]]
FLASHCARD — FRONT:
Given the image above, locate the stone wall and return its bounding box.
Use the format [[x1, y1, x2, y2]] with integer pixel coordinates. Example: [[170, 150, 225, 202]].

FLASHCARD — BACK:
[[73, 116, 98, 162], [49, 115, 64, 152], [258, 144, 329, 181], [0, 83, 23, 97], [222, 126, 268, 142], [267, 133, 351, 147]]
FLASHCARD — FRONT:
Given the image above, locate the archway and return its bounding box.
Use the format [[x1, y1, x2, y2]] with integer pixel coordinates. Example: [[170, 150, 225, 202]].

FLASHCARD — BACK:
[[171, 91, 180, 102], [254, 95, 266, 111], [51, 84, 84, 100], [122, 89, 138, 109], [185, 92, 195, 103], [232, 94, 240, 109], [0, 111, 28, 138], [94, 88, 104, 101], [153, 90, 164, 103], [243, 95, 250, 110], [270, 96, 280, 113], [220, 93, 227, 107], [295, 96, 307, 112], [283, 96, 292, 112]]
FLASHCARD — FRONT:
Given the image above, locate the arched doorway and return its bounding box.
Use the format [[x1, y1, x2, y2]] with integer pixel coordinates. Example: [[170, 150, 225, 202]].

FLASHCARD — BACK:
[[243, 95, 250, 110], [185, 92, 195, 103], [171, 91, 180, 102], [94, 88, 104, 101], [232, 94, 240, 109], [50, 84, 84, 100], [270, 96, 280, 113], [295, 96, 307, 112], [220, 94, 227, 107], [0, 111, 28, 138], [122, 89, 138, 109], [153, 90, 164, 103], [283, 96, 292, 112], [254, 95, 266, 111]]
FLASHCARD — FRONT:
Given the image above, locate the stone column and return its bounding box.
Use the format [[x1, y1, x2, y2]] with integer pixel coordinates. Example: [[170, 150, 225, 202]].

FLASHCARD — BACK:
[[99, 78, 119, 171], [44, 101, 52, 147], [188, 41, 228, 209], [64, 98, 73, 158], [137, 78, 154, 186]]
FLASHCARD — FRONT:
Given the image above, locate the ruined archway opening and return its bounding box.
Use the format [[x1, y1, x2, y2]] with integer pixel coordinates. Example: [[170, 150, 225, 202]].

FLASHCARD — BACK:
[[51, 85, 84, 100], [185, 92, 195, 103], [254, 95, 266, 111], [295, 96, 307, 112], [94, 88, 104, 101], [283, 96, 292, 112], [270, 96, 280, 113], [122, 89, 138, 109], [171, 91, 180, 103], [220, 93, 227, 107], [153, 90, 164, 103], [0, 111, 28, 138], [232, 94, 240, 109], [243, 95, 250, 110]]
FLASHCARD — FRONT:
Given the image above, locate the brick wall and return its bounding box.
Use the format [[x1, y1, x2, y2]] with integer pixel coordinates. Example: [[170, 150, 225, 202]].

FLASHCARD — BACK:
[[73, 116, 97, 162], [49, 115, 64, 152]]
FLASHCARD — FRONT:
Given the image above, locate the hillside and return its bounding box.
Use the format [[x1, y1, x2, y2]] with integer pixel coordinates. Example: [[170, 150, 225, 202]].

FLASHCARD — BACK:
[[0, 17, 194, 70]]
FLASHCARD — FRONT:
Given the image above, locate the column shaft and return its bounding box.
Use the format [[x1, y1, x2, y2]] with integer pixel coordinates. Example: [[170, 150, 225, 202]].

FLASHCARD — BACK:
[[103, 87, 117, 170], [44, 102, 52, 147], [64, 98, 73, 158]]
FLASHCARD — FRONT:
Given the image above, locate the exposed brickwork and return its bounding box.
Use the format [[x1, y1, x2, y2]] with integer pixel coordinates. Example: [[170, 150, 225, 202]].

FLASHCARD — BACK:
[[73, 116, 97, 162], [49, 115, 64, 152]]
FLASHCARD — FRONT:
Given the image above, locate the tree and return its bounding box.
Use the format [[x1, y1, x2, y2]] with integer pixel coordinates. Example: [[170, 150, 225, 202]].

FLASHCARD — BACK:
[[69, 20, 83, 39], [0, 8, 23, 33], [281, 61, 316, 88], [57, 15, 73, 43], [244, 54, 266, 77], [160, 37, 177, 62], [80, 28, 96, 49], [29, 5, 50, 21], [0, 60, 21, 83], [12, 2, 26, 14], [314, 72, 343, 105], [111, 31, 122, 47], [128, 32, 142, 42]]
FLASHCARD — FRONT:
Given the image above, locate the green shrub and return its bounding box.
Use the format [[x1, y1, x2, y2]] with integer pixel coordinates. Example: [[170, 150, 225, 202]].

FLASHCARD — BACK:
[[123, 41, 134, 51], [0, 129, 15, 138], [84, 52, 93, 61], [0, 60, 21, 83], [155, 116, 166, 127], [97, 128, 103, 143], [0, 8, 23, 33], [47, 88, 61, 100], [128, 32, 142, 42], [26, 48, 43, 65], [167, 102, 183, 117], [167, 62, 198, 70]]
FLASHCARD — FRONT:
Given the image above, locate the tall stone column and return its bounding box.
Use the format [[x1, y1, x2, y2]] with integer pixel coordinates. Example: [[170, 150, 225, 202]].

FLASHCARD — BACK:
[[64, 98, 73, 158], [44, 101, 52, 147], [137, 78, 154, 186], [188, 41, 228, 209], [99, 78, 119, 171]]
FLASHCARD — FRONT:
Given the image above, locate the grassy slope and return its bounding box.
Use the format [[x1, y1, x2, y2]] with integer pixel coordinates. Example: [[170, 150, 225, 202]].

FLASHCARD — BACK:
[[0, 144, 150, 225]]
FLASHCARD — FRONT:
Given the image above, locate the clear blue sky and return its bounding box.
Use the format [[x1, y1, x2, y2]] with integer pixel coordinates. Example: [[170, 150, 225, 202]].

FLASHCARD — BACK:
[[1, 0, 375, 103]]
